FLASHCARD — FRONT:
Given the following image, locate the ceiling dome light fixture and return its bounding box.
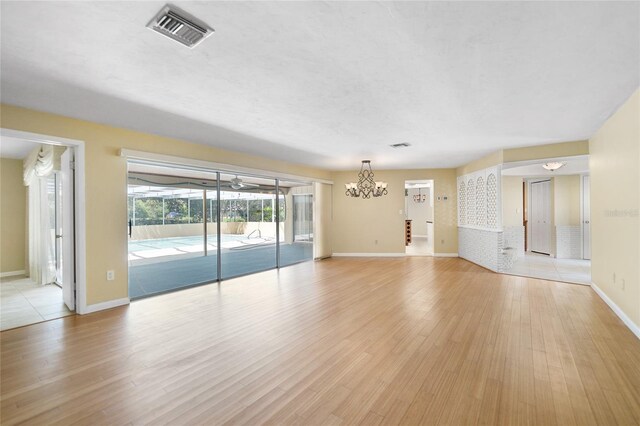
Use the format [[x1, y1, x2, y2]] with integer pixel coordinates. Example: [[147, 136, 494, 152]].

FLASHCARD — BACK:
[[345, 160, 388, 199], [542, 162, 566, 171]]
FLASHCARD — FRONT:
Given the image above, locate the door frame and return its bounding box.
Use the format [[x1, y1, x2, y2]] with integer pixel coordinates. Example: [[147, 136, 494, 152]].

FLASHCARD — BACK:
[[580, 173, 590, 260], [1, 128, 87, 314], [404, 179, 435, 256], [50, 171, 63, 285]]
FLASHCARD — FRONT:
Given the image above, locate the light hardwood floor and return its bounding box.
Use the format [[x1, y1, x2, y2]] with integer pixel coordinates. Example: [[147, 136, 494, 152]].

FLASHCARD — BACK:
[[1, 257, 639, 425]]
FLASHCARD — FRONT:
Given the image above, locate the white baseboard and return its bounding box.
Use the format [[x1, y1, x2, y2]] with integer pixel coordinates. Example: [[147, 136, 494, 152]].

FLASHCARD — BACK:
[[0, 270, 26, 278], [332, 253, 406, 258], [591, 282, 640, 340], [434, 253, 459, 258], [332, 252, 459, 258], [83, 297, 130, 315]]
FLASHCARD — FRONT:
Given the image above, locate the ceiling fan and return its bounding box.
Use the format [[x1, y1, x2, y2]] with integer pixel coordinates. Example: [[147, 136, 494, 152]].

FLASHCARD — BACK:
[[230, 176, 259, 190]]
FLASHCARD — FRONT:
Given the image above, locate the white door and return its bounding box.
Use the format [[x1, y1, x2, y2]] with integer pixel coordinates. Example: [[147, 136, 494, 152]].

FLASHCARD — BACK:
[[583, 175, 591, 260], [61, 148, 75, 310], [53, 173, 63, 284], [530, 180, 551, 254]]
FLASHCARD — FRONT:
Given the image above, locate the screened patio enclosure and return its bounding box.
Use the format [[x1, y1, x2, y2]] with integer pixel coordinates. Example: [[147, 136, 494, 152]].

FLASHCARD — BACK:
[[128, 170, 313, 299]]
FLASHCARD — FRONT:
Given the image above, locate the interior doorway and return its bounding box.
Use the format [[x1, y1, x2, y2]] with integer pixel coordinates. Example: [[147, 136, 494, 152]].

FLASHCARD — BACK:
[[501, 155, 591, 285], [404, 180, 434, 256], [0, 137, 77, 330]]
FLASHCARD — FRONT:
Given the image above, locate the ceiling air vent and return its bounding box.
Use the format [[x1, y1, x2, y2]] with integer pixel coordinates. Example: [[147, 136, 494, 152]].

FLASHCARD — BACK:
[[147, 5, 214, 49], [390, 143, 411, 148]]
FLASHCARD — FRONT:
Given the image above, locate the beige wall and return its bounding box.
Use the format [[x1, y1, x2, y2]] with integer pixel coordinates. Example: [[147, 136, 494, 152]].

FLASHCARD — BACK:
[[502, 176, 523, 227], [0, 104, 331, 306], [0, 158, 27, 273], [589, 89, 640, 328], [332, 169, 457, 254], [553, 175, 581, 226], [458, 140, 589, 177], [503, 140, 589, 163], [456, 150, 503, 176], [313, 182, 333, 259]]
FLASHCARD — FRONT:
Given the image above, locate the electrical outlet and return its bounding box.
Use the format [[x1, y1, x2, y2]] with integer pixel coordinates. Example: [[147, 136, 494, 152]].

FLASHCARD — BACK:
[[374, 239, 378, 245], [106, 270, 115, 281], [441, 239, 445, 244], [622, 279, 625, 290]]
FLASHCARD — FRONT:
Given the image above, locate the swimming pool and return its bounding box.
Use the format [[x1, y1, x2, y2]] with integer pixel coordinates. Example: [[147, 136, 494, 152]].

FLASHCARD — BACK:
[[128, 234, 254, 252]]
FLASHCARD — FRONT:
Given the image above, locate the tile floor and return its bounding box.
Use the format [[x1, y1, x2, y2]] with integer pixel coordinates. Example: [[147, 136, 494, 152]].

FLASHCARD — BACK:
[[503, 252, 591, 285], [1, 276, 74, 331], [405, 236, 434, 256]]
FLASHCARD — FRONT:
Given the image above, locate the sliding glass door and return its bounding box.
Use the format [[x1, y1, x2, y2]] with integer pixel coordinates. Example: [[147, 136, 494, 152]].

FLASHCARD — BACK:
[[127, 172, 217, 298], [219, 173, 278, 279], [280, 181, 314, 267], [127, 166, 316, 299]]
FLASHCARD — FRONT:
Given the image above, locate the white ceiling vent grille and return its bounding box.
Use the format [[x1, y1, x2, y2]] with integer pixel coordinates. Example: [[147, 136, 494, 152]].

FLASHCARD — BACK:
[[147, 5, 214, 49]]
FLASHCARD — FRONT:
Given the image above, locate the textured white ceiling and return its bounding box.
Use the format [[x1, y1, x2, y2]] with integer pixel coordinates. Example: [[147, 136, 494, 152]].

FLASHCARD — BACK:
[[1, 1, 638, 170]]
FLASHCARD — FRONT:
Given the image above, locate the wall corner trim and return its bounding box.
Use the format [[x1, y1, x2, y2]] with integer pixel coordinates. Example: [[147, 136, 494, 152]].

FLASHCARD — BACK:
[[82, 298, 130, 315], [591, 282, 640, 340], [0, 270, 26, 278], [434, 253, 459, 258], [332, 253, 406, 258]]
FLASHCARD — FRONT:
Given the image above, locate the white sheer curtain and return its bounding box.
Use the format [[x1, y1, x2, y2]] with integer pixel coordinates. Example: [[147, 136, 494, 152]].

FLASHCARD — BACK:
[[24, 145, 56, 285]]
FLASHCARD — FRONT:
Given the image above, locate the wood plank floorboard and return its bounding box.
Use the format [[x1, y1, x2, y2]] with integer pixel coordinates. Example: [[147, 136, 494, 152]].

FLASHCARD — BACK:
[[1, 257, 639, 425]]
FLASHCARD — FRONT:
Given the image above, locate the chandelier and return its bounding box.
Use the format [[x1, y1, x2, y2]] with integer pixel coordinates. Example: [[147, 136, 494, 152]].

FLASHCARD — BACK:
[[345, 160, 388, 199], [413, 188, 426, 203]]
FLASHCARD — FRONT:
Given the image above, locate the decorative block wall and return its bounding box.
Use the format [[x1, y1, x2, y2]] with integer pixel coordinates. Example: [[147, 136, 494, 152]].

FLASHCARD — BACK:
[[476, 176, 486, 228], [502, 226, 525, 258], [458, 180, 466, 225], [486, 173, 498, 228], [556, 225, 582, 259], [500, 226, 525, 271], [457, 166, 501, 230], [458, 227, 501, 272], [458, 166, 503, 271], [467, 178, 475, 226]]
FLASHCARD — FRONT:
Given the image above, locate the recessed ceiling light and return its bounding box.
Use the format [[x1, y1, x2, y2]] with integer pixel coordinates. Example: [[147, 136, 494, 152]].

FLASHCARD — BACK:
[[390, 143, 411, 148], [542, 162, 566, 171]]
